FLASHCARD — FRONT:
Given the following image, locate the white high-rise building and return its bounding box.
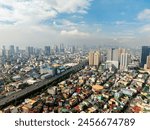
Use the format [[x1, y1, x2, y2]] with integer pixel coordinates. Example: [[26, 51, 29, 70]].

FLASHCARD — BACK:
[[107, 48, 119, 68], [120, 53, 131, 70], [112, 49, 119, 61], [107, 48, 113, 61], [94, 51, 101, 66], [118, 48, 126, 61], [107, 48, 126, 61], [107, 48, 119, 61]]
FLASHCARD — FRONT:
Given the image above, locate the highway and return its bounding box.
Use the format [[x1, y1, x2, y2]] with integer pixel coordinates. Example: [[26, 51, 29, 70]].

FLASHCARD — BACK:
[[0, 60, 88, 109]]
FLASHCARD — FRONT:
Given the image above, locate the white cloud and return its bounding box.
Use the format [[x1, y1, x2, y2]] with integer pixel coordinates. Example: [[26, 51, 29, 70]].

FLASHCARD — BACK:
[[61, 29, 89, 36], [0, 0, 92, 45], [0, 0, 92, 26], [138, 9, 150, 21], [61, 19, 77, 27], [53, 19, 78, 29], [0, 1, 57, 25], [139, 24, 150, 33], [49, 0, 92, 14], [115, 21, 126, 25]]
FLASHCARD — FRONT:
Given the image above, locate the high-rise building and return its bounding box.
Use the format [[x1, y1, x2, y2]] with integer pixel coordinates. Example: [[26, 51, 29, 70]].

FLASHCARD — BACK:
[[118, 48, 126, 61], [107, 48, 119, 61], [0, 46, 6, 65], [120, 53, 131, 70], [54, 45, 59, 53], [112, 49, 119, 61], [0, 46, 6, 57], [60, 44, 64, 52], [8, 45, 15, 64], [141, 46, 150, 67], [9, 45, 15, 56], [44, 46, 51, 56], [16, 46, 19, 53], [107, 48, 119, 68], [94, 51, 101, 66], [26, 46, 34, 56], [71, 46, 75, 53], [0, 53, 2, 67], [145, 55, 150, 69], [89, 51, 100, 66], [89, 51, 94, 66], [34, 48, 41, 56], [100, 53, 106, 62], [107, 48, 113, 61]]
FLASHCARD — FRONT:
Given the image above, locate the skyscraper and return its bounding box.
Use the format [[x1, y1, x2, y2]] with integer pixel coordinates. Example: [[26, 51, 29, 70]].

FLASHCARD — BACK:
[[141, 46, 150, 67], [16, 46, 19, 53], [54, 45, 59, 53], [112, 49, 119, 61], [2, 46, 6, 58], [60, 44, 64, 53], [120, 53, 131, 70], [26, 46, 34, 56], [107, 48, 113, 61], [118, 48, 126, 61], [94, 51, 101, 66], [0, 46, 6, 65], [71, 46, 75, 53], [44, 46, 51, 56], [89, 51, 100, 66], [9, 45, 15, 56], [107, 48, 119, 61], [89, 51, 94, 66], [0, 49, 2, 57], [146, 55, 150, 69]]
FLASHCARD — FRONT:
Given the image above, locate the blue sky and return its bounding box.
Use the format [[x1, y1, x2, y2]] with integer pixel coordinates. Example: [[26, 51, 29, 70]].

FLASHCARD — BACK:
[[0, 0, 150, 47], [86, 0, 148, 22]]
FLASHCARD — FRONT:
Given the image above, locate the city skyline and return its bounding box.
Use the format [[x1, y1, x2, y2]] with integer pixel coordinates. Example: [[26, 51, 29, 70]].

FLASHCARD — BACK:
[[0, 0, 150, 47]]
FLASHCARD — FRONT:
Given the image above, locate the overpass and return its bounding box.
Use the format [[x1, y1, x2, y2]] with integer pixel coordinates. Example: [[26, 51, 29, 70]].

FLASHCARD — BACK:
[[0, 60, 88, 109]]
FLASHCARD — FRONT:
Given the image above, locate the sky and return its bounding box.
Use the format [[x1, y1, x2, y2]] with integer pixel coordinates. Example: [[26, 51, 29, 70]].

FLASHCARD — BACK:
[[0, 0, 150, 48]]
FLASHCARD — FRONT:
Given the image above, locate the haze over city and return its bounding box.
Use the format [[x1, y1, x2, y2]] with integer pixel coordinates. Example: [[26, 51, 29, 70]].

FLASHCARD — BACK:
[[0, 0, 150, 48]]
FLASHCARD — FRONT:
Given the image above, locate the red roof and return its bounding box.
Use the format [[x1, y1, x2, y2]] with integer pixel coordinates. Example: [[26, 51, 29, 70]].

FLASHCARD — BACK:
[[131, 106, 141, 113]]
